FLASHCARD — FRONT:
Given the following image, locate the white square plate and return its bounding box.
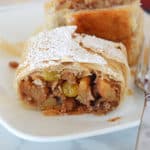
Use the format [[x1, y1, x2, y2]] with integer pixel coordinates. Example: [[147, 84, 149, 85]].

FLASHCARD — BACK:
[[0, 2, 148, 142]]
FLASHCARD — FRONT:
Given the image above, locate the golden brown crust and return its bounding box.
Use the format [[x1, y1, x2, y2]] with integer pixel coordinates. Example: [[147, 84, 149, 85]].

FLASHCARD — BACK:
[[45, 1, 143, 66], [120, 8, 144, 65], [68, 9, 133, 40], [66, 5, 143, 66], [121, 25, 144, 65]]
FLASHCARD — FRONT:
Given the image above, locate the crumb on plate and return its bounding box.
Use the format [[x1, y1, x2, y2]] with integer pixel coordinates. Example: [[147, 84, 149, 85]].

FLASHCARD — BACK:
[[108, 117, 121, 122], [9, 61, 19, 69]]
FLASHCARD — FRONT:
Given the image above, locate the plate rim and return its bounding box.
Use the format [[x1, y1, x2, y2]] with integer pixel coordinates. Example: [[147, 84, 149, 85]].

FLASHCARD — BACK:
[[0, 116, 140, 142]]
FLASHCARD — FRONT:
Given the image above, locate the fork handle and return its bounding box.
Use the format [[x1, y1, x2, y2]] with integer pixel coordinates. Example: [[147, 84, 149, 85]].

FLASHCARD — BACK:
[[136, 92, 150, 150]]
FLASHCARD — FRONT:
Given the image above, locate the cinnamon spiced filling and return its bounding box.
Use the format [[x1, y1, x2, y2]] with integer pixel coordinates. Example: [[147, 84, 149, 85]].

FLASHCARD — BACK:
[[19, 70, 121, 114]]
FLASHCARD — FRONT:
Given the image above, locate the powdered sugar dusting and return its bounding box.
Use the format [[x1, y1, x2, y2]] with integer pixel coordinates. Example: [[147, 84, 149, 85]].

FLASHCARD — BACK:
[[75, 34, 127, 65], [17, 26, 128, 81], [22, 26, 107, 69]]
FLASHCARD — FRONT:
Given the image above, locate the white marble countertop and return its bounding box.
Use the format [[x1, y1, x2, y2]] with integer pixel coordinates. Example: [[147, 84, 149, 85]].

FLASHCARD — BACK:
[[0, 125, 138, 150]]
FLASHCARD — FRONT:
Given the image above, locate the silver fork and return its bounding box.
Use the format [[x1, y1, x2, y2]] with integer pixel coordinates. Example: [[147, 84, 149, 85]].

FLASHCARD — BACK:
[[135, 37, 150, 150]]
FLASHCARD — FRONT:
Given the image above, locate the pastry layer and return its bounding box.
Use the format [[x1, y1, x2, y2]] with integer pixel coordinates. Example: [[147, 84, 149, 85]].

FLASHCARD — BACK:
[[16, 26, 129, 115], [45, 0, 143, 66]]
